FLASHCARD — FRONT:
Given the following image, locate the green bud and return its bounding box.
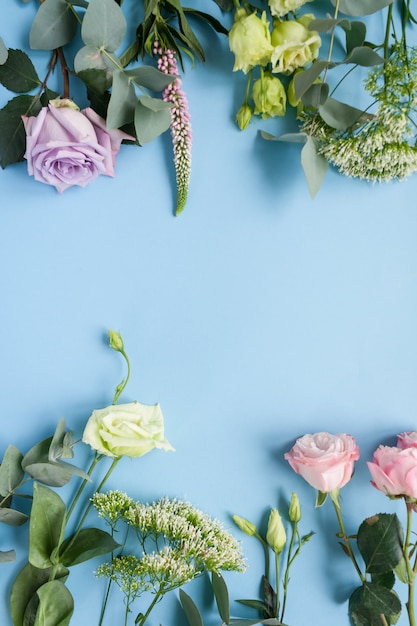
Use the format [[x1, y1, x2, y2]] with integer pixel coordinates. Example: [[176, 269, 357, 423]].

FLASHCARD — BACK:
[[232, 514, 257, 536], [236, 104, 253, 130], [108, 329, 124, 352], [266, 508, 286, 554], [289, 492, 301, 523]]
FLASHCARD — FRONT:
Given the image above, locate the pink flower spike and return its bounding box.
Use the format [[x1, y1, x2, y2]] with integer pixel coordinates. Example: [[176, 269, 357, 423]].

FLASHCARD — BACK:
[[154, 43, 191, 215]]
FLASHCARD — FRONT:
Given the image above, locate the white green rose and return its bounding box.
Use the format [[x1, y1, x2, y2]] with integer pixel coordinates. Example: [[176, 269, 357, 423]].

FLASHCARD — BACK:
[[82, 402, 174, 458], [271, 15, 321, 75], [268, 0, 311, 18], [229, 9, 274, 74], [252, 73, 287, 118]]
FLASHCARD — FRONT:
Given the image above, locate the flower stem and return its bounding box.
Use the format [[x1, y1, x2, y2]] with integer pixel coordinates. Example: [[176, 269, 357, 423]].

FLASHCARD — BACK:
[[135, 589, 164, 626], [405, 500, 416, 626], [330, 491, 365, 583]]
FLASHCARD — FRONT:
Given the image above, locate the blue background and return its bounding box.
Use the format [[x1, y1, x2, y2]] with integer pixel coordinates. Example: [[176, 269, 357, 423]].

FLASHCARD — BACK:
[[1, 1, 417, 625]]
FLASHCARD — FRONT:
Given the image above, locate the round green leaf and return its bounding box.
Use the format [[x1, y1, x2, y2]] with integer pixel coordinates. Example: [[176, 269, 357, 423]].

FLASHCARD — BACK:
[[357, 513, 404, 574], [30, 0, 78, 50], [81, 0, 126, 52]]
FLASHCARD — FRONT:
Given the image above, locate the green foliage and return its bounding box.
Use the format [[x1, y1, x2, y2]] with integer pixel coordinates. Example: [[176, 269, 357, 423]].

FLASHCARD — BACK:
[[357, 514, 404, 575], [179, 589, 205, 626], [59, 528, 120, 566], [212, 572, 230, 624], [0, 49, 40, 92], [29, 0, 78, 50]]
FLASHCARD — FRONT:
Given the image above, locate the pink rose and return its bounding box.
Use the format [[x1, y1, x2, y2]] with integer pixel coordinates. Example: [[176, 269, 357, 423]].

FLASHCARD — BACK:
[[22, 100, 134, 193], [284, 432, 360, 492], [367, 445, 417, 499], [397, 432, 417, 449]]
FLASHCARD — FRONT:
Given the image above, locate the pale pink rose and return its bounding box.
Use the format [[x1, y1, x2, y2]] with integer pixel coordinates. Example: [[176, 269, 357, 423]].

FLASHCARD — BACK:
[[284, 432, 360, 492], [397, 432, 417, 449], [367, 445, 417, 499], [22, 101, 134, 193]]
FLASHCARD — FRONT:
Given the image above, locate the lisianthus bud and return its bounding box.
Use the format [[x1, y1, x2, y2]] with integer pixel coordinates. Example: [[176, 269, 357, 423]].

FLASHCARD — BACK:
[[266, 508, 286, 554], [236, 104, 253, 130], [232, 514, 257, 536], [108, 329, 124, 352], [252, 73, 286, 118], [289, 492, 301, 522]]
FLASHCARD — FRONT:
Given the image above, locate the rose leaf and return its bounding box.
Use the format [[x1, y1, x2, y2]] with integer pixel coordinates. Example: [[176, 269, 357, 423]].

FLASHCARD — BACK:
[[0, 95, 42, 168], [0, 49, 40, 93]]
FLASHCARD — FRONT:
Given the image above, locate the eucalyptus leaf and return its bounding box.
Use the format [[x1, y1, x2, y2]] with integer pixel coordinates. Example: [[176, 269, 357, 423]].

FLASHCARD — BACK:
[[293, 60, 328, 101], [212, 573, 230, 624], [308, 17, 353, 32], [0, 507, 28, 526], [330, 0, 394, 15], [0, 549, 16, 563], [10, 562, 69, 626], [30, 0, 78, 50], [179, 589, 204, 626], [301, 137, 328, 199], [229, 620, 282, 625], [22, 437, 52, 469], [48, 418, 68, 463], [24, 463, 73, 487], [302, 82, 329, 108], [107, 70, 137, 129], [74, 45, 120, 74], [135, 97, 172, 145], [29, 483, 66, 569], [0, 94, 42, 168], [341, 46, 385, 66], [0, 49, 40, 93], [81, 0, 126, 52], [260, 130, 307, 144], [319, 97, 367, 131], [77, 68, 112, 94], [125, 66, 175, 92], [357, 513, 403, 574], [59, 528, 120, 566], [345, 21, 366, 53], [0, 444, 24, 496], [0, 38, 8, 65], [35, 580, 74, 626]]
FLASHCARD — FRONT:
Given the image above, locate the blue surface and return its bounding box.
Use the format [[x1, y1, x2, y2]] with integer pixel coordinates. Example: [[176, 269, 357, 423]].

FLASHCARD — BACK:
[[2, 1, 417, 625]]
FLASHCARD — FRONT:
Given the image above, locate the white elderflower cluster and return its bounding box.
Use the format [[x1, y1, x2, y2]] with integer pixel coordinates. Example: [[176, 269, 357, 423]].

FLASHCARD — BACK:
[[92, 490, 134, 525], [300, 45, 417, 182], [124, 496, 246, 573]]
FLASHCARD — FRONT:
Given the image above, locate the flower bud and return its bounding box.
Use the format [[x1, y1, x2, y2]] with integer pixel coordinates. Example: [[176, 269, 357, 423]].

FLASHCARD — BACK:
[[289, 492, 301, 522], [252, 73, 286, 119], [232, 514, 257, 536], [266, 508, 286, 554], [236, 104, 253, 130], [49, 97, 80, 111], [108, 329, 124, 352]]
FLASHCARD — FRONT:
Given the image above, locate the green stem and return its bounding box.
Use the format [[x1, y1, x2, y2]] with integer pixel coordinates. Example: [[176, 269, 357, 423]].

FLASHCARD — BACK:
[[330, 491, 365, 583], [280, 522, 298, 624], [405, 500, 416, 626], [112, 348, 131, 405], [274, 551, 281, 619], [66, 453, 101, 523], [255, 532, 270, 580], [135, 589, 164, 626]]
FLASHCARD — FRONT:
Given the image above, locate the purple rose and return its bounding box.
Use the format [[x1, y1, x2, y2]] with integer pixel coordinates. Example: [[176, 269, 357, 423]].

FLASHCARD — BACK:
[[22, 100, 134, 193]]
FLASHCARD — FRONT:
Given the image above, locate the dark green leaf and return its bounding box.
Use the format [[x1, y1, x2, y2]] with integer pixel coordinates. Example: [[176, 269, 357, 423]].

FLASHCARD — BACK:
[[30, 0, 78, 50], [0, 444, 24, 496], [77, 68, 112, 94], [59, 528, 120, 566], [35, 580, 74, 626], [212, 0, 233, 11], [341, 46, 385, 66], [183, 9, 228, 35], [0, 49, 40, 93], [107, 70, 137, 129], [236, 599, 269, 612], [349, 583, 401, 625], [135, 97, 172, 145], [81, 0, 126, 52], [212, 573, 230, 624], [0, 549, 16, 563], [10, 562, 69, 626], [301, 137, 328, 199], [229, 620, 281, 625], [179, 589, 204, 626], [0, 94, 42, 168], [40, 89, 60, 106], [125, 66, 175, 91], [0, 507, 28, 526], [371, 570, 395, 590], [262, 576, 276, 617], [330, 0, 394, 15], [319, 97, 367, 130], [29, 483, 66, 569], [357, 514, 404, 574], [165, 0, 205, 61], [0, 38, 7, 65]]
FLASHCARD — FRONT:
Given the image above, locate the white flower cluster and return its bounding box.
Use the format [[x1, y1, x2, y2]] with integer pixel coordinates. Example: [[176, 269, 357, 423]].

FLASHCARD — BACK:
[[93, 491, 245, 608]]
